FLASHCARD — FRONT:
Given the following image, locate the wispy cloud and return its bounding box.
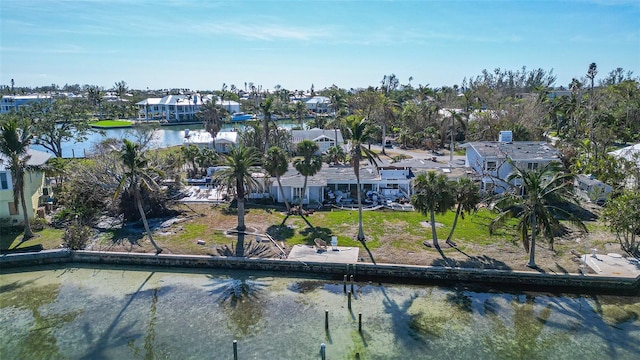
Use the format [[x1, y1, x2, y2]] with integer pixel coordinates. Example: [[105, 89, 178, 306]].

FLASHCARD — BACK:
[[191, 22, 335, 41], [1, 45, 118, 55]]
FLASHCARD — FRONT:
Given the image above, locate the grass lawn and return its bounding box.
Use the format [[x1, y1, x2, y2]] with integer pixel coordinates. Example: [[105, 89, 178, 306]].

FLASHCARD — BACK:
[[141, 204, 516, 257], [0, 227, 65, 252], [90, 120, 133, 128], [1, 202, 617, 272]]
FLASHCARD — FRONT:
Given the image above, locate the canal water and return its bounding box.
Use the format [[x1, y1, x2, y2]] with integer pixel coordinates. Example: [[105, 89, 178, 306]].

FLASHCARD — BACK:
[[30, 120, 304, 158], [1, 264, 639, 359]]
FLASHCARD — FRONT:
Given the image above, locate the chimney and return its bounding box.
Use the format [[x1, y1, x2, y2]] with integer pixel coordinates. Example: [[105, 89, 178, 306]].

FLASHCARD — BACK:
[[499, 131, 513, 142]]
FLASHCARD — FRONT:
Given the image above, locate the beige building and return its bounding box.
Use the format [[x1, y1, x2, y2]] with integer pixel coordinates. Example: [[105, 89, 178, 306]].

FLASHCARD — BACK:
[[0, 149, 52, 225]]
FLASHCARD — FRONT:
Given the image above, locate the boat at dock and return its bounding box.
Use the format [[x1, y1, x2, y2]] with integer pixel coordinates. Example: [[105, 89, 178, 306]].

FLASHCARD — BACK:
[[230, 112, 256, 121]]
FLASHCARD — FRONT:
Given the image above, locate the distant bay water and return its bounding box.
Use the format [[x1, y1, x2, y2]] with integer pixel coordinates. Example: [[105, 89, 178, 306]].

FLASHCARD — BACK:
[[30, 120, 303, 158]]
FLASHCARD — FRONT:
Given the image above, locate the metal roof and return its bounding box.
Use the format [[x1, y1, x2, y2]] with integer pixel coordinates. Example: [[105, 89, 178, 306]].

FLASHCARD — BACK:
[[278, 163, 379, 188], [467, 141, 561, 161]]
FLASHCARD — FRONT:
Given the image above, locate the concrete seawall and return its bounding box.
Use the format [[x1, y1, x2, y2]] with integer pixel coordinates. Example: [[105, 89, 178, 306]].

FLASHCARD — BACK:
[[2, 250, 639, 295]]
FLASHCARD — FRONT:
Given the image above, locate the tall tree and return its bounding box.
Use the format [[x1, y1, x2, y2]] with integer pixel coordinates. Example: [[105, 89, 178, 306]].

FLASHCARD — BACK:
[[603, 189, 640, 257], [440, 109, 467, 153], [445, 177, 481, 245], [260, 96, 274, 153], [114, 80, 128, 99], [264, 146, 291, 211], [213, 146, 262, 233], [114, 139, 164, 254], [345, 116, 380, 242], [294, 100, 307, 128], [197, 99, 226, 150], [0, 118, 36, 240], [489, 162, 586, 268], [411, 171, 455, 250], [586, 63, 598, 91], [378, 94, 400, 155], [293, 140, 322, 210], [181, 144, 201, 178], [27, 97, 93, 158]]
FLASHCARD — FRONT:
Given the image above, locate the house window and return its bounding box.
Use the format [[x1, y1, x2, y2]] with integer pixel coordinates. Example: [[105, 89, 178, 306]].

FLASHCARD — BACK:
[[527, 162, 539, 170], [0, 173, 8, 189], [337, 184, 349, 192], [486, 161, 497, 172], [293, 187, 305, 200], [8, 202, 18, 215]]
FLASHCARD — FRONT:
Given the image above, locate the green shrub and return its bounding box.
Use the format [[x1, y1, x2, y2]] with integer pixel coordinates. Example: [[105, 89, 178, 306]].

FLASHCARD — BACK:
[[62, 222, 93, 250], [30, 217, 47, 232], [392, 154, 409, 162]]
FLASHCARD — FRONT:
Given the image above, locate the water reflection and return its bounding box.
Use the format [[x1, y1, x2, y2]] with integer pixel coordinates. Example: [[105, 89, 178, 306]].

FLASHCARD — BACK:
[[30, 120, 304, 158]]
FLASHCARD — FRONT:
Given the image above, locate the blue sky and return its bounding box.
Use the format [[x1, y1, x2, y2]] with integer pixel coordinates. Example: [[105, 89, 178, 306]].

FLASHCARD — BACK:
[[1, 0, 639, 92]]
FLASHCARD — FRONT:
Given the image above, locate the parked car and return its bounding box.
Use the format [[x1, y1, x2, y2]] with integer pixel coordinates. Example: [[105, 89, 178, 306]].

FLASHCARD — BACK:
[[385, 140, 393, 148]]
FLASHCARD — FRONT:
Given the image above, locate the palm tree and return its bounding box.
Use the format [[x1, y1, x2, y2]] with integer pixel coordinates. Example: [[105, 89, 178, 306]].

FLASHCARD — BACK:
[[489, 162, 587, 268], [445, 177, 480, 246], [324, 145, 346, 165], [293, 140, 322, 211], [0, 118, 35, 240], [260, 96, 274, 153], [114, 139, 163, 254], [181, 145, 201, 178], [378, 95, 400, 155], [587, 62, 598, 91], [411, 171, 455, 250], [441, 109, 467, 161], [264, 146, 291, 211], [197, 99, 226, 150], [294, 101, 307, 128], [345, 116, 380, 242], [213, 146, 262, 232]]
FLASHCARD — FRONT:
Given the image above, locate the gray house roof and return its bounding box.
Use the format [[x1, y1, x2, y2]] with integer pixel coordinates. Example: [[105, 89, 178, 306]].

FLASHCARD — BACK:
[[466, 141, 561, 161], [291, 128, 344, 144], [0, 148, 52, 171], [279, 164, 379, 188]]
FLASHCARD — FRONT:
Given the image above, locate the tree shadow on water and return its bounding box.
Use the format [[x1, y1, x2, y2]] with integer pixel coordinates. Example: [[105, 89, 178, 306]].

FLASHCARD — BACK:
[[542, 295, 640, 358], [379, 286, 431, 351], [205, 274, 270, 336], [80, 272, 173, 359]]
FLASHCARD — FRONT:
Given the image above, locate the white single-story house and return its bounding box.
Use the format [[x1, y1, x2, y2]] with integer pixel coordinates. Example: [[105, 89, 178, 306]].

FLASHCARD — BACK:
[[271, 163, 412, 206], [291, 128, 344, 154], [184, 130, 238, 153], [464, 134, 562, 194], [0, 149, 52, 224]]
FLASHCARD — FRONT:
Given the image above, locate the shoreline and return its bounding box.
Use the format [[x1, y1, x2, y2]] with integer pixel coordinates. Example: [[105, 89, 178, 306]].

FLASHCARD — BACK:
[[2, 249, 638, 296]]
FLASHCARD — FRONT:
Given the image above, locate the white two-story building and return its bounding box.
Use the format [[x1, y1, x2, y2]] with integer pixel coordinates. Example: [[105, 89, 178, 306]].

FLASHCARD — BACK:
[[136, 95, 241, 122]]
